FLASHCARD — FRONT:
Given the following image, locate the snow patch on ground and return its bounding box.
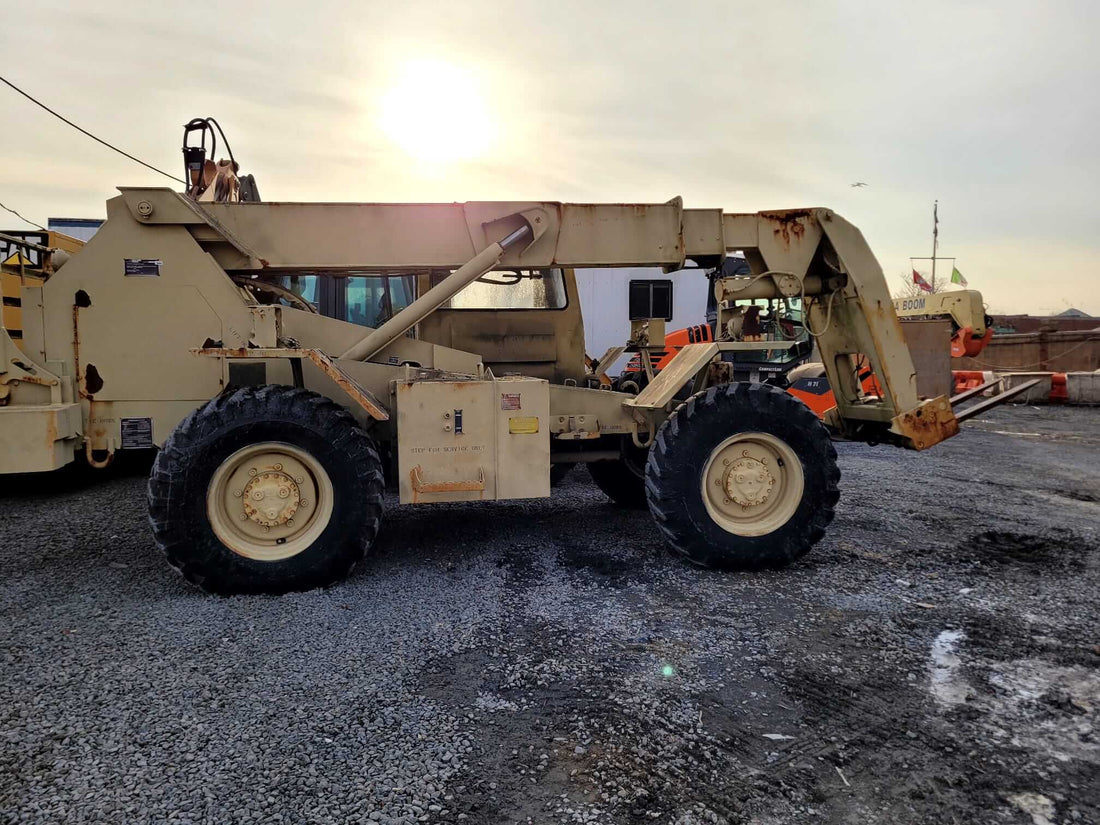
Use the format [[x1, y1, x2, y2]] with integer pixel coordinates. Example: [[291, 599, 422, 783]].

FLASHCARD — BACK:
[[929, 629, 970, 706]]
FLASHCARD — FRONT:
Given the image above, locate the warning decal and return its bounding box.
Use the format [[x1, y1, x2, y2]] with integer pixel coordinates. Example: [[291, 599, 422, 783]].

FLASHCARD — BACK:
[[500, 393, 521, 411], [124, 259, 162, 277], [121, 417, 154, 449]]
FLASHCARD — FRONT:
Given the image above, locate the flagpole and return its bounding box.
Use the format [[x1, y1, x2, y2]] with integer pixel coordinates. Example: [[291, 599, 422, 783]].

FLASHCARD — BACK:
[[931, 200, 938, 291]]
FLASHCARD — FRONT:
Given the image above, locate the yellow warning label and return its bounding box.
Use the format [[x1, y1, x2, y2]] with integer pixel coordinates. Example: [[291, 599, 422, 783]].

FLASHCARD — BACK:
[[508, 416, 539, 434], [2, 252, 32, 267]]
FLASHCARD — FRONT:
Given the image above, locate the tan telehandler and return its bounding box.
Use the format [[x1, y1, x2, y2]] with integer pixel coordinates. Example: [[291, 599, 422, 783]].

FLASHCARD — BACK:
[[0, 162, 961, 593]]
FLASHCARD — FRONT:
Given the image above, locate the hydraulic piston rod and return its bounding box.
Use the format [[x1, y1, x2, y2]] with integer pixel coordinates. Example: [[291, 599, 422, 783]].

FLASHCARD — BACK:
[[339, 224, 532, 362], [715, 273, 826, 302]]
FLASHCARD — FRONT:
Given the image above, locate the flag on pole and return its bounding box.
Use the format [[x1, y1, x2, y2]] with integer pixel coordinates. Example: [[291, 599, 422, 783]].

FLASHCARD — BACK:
[[950, 266, 967, 286], [912, 269, 933, 293]]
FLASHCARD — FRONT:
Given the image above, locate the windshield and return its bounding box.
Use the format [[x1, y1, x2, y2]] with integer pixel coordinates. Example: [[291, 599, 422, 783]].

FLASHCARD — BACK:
[[270, 274, 320, 307], [728, 298, 810, 364], [433, 269, 567, 310], [346, 275, 416, 327]]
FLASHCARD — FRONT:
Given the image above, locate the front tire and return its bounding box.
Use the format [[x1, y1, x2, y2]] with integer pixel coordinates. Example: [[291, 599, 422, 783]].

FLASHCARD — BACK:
[[148, 385, 384, 594], [645, 382, 839, 569]]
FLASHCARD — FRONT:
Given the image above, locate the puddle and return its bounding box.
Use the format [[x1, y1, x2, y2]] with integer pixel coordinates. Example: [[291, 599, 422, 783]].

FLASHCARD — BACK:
[[930, 629, 970, 706]]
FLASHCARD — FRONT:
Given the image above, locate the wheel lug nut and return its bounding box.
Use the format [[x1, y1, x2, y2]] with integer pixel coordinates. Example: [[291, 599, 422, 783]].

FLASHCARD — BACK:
[[274, 463, 283, 471], [278, 487, 290, 498], [296, 477, 304, 484], [263, 526, 270, 533], [239, 513, 248, 521], [300, 499, 309, 508], [286, 519, 294, 527], [233, 489, 242, 498], [248, 468, 258, 476]]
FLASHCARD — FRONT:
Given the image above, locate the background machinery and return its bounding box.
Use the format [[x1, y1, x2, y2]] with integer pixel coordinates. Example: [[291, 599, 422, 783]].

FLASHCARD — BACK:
[[0, 141, 964, 594], [617, 259, 993, 419], [1, 230, 83, 347]]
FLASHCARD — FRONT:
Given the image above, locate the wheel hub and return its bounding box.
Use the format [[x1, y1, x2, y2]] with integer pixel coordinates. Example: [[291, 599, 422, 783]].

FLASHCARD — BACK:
[[701, 431, 805, 537], [206, 443, 333, 562], [241, 471, 301, 527], [724, 456, 774, 508]]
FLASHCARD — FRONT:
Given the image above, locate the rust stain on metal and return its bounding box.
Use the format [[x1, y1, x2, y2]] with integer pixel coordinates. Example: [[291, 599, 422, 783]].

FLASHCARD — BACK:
[[410, 465, 486, 502], [760, 209, 813, 248], [5, 366, 57, 388], [319, 357, 389, 420], [72, 304, 88, 399], [44, 410, 58, 449], [892, 396, 959, 451]]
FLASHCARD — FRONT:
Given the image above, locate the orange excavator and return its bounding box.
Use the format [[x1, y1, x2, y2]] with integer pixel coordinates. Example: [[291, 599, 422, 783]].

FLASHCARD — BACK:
[[618, 261, 992, 419]]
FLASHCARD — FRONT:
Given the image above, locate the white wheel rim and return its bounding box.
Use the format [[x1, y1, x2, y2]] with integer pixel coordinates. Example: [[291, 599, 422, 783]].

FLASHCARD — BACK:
[[206, 442, 334, 562], [700, 431, 804, 537]]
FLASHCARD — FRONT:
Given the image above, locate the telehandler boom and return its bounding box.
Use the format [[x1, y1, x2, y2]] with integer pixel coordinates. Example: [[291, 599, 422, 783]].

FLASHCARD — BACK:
[[0, 181, 960, 593]]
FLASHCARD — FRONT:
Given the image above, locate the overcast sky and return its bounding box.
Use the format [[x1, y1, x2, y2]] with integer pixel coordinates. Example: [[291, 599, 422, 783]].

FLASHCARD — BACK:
[[2, 0, 1097, 315]]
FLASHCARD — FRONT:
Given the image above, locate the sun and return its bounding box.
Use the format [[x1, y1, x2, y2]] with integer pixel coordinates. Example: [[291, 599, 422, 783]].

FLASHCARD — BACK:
[[377, 59, 495, 164]]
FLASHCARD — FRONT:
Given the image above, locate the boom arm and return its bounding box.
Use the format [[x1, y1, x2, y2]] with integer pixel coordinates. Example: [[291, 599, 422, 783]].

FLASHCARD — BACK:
[[114, 190, 956, 450]]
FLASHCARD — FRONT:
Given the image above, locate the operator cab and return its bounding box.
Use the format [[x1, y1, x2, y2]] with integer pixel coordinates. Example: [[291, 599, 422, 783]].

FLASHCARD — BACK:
[[706, 257, 814, 386], [260, 268, 587, 384]]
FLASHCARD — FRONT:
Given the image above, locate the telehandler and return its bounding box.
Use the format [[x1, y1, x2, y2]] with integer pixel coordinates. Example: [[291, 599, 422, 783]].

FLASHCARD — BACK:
[[0, 158, 962, 594]]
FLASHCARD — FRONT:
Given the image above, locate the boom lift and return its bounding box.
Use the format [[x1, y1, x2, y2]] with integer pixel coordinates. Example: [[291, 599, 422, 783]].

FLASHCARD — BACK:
[[892, 290, 992, 358], [0, 155, 961, 593]]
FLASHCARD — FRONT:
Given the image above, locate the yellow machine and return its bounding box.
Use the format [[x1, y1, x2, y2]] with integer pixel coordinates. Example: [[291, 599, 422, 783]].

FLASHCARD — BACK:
[[893, 290, 992, 358], [0, 142, 965, 593], [0, 230, 83, 346]]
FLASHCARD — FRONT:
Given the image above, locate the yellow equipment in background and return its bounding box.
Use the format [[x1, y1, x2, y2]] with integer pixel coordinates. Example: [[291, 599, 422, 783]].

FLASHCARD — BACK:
[[0, 230, 84, 348]]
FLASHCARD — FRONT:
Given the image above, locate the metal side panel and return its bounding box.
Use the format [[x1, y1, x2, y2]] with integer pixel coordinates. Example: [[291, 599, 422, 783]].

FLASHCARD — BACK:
[[395, 377, 549, 504], [396, 379, 498, 504], [0, 402, 81, 473]]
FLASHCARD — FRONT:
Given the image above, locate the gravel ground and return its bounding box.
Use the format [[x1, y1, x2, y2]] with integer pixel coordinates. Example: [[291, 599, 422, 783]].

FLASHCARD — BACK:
[[2, 405, 1098, 825]]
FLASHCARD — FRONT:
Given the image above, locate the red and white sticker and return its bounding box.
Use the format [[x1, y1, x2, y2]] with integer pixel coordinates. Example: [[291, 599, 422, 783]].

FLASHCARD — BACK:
[[500, 393, 521, 411]]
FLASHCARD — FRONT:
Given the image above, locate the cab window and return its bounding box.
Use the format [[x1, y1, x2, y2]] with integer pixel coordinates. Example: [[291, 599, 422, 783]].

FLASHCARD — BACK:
[[345, 275, 417, 327], [432, 269, 567, 310], [271, 274, 320, 307]]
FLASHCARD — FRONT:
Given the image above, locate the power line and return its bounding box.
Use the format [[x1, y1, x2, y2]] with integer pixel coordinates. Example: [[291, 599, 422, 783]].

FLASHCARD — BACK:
[[0, 200, 47, 231], [0, 75, 185, 184]]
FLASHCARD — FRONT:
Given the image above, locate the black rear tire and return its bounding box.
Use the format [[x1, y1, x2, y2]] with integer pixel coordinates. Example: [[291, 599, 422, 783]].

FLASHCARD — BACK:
[[147, 385, 384, 594], [587, 441, 649, 508], [645, 382, 839, 569]]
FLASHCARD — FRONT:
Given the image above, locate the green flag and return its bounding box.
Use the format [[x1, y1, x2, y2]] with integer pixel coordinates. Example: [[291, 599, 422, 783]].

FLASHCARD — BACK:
[[950, 266, 967, 286]]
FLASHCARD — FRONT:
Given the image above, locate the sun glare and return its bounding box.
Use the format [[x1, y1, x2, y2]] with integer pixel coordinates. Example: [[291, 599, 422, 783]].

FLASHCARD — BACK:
[[377, 59, 495, 165]]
